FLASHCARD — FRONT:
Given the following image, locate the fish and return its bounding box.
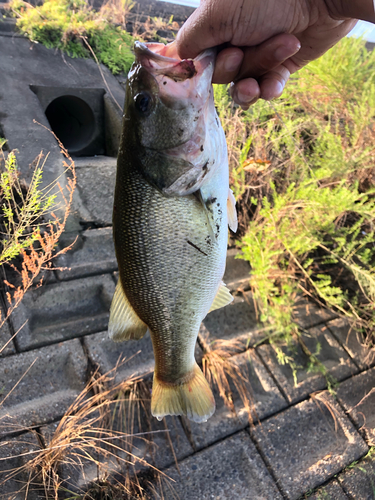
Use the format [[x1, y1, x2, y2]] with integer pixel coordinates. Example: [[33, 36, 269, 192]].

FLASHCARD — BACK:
[[108, 41, 238, 423]]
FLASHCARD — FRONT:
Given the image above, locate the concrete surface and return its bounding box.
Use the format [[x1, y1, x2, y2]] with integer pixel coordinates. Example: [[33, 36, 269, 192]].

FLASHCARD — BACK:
[[1, 8, 375, 500], [54, 227, 117, 281], [251, 393, 368, 500], [337, 367, 375, 446], [12, 274, 115, 350], [0, 339, 87, 436], [338, 453, 375, 499], [162, 432, 283, 500], [257, 325, 358, 405]]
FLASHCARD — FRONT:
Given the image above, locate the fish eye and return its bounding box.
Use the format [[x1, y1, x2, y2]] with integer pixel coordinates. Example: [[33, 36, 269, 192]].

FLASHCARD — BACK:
[[134, 92, 153, 115]]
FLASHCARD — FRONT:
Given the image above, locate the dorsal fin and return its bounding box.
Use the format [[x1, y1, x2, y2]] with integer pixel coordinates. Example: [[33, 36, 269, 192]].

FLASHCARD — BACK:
[[208, 281, 233, 313], [108, 280, 148, 342], [227, 188, 238, 233]]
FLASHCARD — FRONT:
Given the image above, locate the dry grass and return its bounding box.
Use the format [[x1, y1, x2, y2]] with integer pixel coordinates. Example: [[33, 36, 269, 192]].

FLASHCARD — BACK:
[[99, 0, 135, 29], [0, 360, 178, 499], [198, 330, 257, 424]]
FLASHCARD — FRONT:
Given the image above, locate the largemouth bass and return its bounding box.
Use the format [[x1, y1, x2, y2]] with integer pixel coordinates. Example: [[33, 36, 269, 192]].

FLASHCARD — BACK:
[[108, 41, 237, 423]]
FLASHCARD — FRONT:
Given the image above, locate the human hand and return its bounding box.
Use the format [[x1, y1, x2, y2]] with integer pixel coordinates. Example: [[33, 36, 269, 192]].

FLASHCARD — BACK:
[[176, 0, 358, 108]]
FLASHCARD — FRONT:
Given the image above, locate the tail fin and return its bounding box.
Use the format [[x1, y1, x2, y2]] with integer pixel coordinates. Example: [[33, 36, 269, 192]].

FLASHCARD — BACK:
[[151, 363, 215, 423]]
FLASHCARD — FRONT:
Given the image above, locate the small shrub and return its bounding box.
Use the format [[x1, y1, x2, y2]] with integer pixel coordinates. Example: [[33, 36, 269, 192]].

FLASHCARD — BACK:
[[216, 36, 375, 352]]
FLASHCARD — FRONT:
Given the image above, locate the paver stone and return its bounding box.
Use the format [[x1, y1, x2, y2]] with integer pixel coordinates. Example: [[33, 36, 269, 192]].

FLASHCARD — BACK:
[[0, 339, 87, 436], [73, 157, 117, 226], [160, 431, 283, 500], [328, 317, 375, 369], [337, 367, 375, 445], [306, 480, 349, 499], [203, 290, 264, 346], [0, 432, 42, 499], [0, 304, 15, 356], [54, 227, 117, 280], [257, 326, 358, 404], [222, 248, 251, 292], [293, 299, 336, 329], [182, 348, 287, 451], [251, 392, 368, 500], [12, 274, 115, 350], [338, 453, 375, 499]]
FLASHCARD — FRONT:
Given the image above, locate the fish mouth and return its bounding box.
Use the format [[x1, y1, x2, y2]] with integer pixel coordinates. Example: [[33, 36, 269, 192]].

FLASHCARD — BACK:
[[134, 41, 215, 82]]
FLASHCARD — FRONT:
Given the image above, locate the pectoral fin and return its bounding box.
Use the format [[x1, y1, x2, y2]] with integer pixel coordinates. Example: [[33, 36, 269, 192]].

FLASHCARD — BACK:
[[227, 188, 238, 233], [108, 280, 148, 342], [208, 281, 233, 313]]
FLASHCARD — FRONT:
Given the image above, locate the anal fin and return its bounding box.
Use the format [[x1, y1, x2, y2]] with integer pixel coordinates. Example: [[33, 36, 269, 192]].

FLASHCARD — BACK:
[[151, 363, 215, 423], [208, 281, 233, 313], [108, 280, 148, 342]]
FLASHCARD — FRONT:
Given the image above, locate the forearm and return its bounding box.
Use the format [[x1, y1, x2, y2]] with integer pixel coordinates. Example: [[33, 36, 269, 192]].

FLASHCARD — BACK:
[[326, 0, 375, 22]]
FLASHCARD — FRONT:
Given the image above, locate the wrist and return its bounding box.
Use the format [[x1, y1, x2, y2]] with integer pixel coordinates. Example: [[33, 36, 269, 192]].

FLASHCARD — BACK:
[[325, 0, 375, 22]]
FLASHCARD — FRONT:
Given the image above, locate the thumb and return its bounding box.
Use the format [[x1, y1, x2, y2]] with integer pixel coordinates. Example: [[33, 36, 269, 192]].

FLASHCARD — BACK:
[[176, 2, 231, 60]]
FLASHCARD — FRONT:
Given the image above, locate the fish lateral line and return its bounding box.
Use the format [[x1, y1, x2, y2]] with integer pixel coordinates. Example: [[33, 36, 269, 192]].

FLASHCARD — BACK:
[[186, 239, 208, 256]]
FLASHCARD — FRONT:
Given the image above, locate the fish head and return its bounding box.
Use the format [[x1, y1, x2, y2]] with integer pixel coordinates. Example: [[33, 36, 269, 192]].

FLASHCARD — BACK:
[[122, 41, 224, 196]]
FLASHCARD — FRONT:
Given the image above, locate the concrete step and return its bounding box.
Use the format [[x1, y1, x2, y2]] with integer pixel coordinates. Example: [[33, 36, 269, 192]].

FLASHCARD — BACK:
[[0, 3, 16, 35], [0, 17, 17, 34]]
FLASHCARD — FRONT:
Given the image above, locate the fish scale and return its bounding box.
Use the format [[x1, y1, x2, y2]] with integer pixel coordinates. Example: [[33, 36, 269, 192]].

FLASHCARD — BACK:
[[113, 166, 225, 381]]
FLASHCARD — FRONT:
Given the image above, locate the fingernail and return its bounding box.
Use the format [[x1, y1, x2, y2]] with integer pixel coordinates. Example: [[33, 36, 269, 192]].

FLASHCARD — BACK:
[[274, 81, 284, 97], [224, 52, 243, 72], [262, 81, 284, 101], [274, 43, 300, 62]]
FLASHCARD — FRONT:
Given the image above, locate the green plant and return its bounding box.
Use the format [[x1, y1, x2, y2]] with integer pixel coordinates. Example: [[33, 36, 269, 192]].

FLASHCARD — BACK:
[[10, 0, 134, 74], [0, 141, 76, 335], [0, 149, 56, 267], [216, 36, 375, 358]]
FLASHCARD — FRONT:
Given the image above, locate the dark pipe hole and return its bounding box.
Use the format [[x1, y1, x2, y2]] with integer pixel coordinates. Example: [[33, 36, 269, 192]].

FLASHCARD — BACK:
[[45, 95, 95, 154]]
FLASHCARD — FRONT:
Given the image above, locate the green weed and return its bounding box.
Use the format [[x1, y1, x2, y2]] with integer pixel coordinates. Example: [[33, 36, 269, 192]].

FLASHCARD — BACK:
[[10, 0, 134, 74], [217, 36, 375, 356]]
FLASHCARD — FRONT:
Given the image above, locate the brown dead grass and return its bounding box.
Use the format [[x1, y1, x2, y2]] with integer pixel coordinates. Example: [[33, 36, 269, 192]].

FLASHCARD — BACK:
[[0, 360, 178, 499]]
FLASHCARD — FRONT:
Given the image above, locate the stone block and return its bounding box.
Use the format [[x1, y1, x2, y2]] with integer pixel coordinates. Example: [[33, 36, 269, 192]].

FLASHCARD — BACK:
[[12, 274, 115, 350], [338, 454, 375, 499], [160, 431, 283, 500], [293, 299, 336, 329], [222, 248, 251, 292], [0, 339, 87, 436], [251, 393, 368, 500], [74, 156, 116, 226], [181, 349, 287, 451], [54, 227, 117, 280], [337, 367, 375, 445], [84, 329, 203, 384], [203, 290, 264, 347], [257, 326, 358, 404], [0, 432, 41, 499], [328, 317, 374, 369], [306, 480, 349, 499]]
